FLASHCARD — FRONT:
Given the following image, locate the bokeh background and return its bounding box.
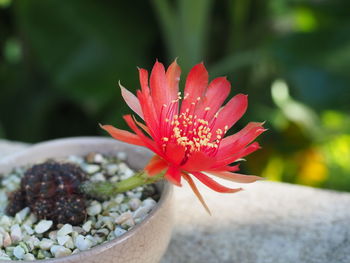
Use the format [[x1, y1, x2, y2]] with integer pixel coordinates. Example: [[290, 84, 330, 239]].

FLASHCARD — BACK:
[[1, 0, 349, 191]]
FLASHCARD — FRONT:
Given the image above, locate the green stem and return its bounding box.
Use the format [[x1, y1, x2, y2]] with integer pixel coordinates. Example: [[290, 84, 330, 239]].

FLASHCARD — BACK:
[[80, 171, 163, 199]]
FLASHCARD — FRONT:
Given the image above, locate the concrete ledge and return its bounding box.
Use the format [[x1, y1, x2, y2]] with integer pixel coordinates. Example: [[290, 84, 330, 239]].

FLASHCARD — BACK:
[[1, 140, 349, 263]]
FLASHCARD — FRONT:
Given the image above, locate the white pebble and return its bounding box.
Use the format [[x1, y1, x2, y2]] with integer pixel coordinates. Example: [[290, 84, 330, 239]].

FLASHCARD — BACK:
[[24, 214, 38, 226], [114, 227, 127, 237], [129, 198, 141, 211], [48, 230, 58, 240], [50, 245, 72, 258], [93, 153, 105, 163], [75, 235, 93, 251], [106, 164, 118, 175], [57, 224, 73, 236], [13, 245, 25, 259], [15, 207, 30, 223], [82, 220, 92, 232], [3, 232, 12, 247], [10, 224, 22, 243], [90, 173, 106, 182], [87, 201, 102, 216], [142, 198, 157, 209], [133, 206, 151, 220], [0, 215, 11, 228], [83, 164, 100, 174], [39, 238, 54, 250], [0, 233, 3, 247], [114, 194, 124, 204], [23, 224, 34, 235], [35, 220, 53, 234], [23, 253, 35, 260], [64, 236, 74, 249], [57, 235, 70, 246]]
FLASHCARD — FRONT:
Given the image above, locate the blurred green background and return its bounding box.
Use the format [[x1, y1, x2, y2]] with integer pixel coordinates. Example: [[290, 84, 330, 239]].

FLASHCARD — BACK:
[[1, 0, 349, 191]]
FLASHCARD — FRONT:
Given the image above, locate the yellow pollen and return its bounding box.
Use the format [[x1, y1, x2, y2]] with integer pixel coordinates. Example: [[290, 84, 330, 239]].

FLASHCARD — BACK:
[[165, 110, 222, 153], [205, 107, 210, 111]]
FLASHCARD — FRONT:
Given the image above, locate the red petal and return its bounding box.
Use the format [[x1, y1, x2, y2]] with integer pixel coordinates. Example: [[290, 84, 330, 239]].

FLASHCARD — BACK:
[[150, 61, 169, 115], [182, 151, 215, 171], [100, 124, 145, 147], [166, 59, 181, 102], [120, 83, 144, 119], [196, 77, 231, 120], [164, 142, 186, 166], [214, 142, 261, 168], [137, 90, 159, 139], [138, 68, 149, 93], [217, 122, 265, 158], [211, 94, 248, 133], [144, 155, 168, 176], [182, 173, 211, 215], [208, 171, 263, 183], [164, 165, 182, 186], [123, 115, 162, 156], [180, 63, 208, 114], [191, 172, 242, 193]]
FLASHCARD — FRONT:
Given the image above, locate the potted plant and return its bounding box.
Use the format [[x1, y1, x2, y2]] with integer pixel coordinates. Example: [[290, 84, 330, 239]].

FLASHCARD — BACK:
[[0, 60, 265, 262]]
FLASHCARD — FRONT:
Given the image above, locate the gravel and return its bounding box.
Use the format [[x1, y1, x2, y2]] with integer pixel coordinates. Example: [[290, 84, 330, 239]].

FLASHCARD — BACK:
[[0, 152, 159, 260]]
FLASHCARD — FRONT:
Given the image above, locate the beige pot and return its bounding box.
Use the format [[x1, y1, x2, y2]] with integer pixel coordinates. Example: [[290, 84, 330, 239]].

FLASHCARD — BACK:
[[0, 137, 174, 263]]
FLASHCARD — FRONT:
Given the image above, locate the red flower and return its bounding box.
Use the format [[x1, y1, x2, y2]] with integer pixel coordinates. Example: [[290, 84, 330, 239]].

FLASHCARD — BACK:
[[102, 60, 265, 212]]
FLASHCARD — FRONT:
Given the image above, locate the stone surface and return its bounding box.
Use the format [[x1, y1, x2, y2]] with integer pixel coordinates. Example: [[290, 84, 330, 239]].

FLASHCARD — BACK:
[[1, 140, 350, 263]]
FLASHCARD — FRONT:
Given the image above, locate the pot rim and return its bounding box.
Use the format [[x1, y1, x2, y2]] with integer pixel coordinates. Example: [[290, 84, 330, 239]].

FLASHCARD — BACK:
[[0, 136, 173, 263]]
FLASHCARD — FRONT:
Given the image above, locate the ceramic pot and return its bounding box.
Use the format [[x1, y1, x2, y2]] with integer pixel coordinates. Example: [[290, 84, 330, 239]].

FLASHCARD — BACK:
[[0, 137, 174, 263]]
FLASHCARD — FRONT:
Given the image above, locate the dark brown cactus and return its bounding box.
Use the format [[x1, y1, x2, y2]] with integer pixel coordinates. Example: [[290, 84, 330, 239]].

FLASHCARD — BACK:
[[6, 161, 88, 225]]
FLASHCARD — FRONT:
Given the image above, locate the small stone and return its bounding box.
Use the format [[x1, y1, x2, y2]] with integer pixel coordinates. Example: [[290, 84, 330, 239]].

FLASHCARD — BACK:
[[82, 220, 92, 232], [87, 201, 102, 216], [24, 214, 38, 226], [133, 206, 150, 220], [72, 248, 80, 254], [35, 220, 53, 234], [48, 230, 58, 240], [64, 237, 74, 249], [15, 207, 30, 223], [114, 227, 127, 237], [0, 233, 3, 247], [10, 224, 22, 243], [57, 224, 73, 236], [114, 194, 124, 204], [90, 173, 106, 182], [23, 253, 35, 260], [50, 245, 72, 258], [106, 164, 119, 175], [86, 152, 105, 163], [13, 245, 25, 259], [72, 226, 84, 234], [23, 224, 34, 235], [0, 215, 11, 228], [75, 235, 93, 251], [142, 198, 157, 209], [93, 153, 105, 163], [57, 235, 70, 246], [18, 241, 29, 253], [83, 164, 100, 174], [25, 236, 40, 250], [96, 228, 109, 237], [3, 232, 12, 247], [129, 198, 141, 211], [39, 238, 54, 250], [115, 211, 133, 225]]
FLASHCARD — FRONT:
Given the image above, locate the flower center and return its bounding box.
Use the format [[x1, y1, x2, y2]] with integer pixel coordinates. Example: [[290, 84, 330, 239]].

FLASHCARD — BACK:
[[161, 96, 228, 156]]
